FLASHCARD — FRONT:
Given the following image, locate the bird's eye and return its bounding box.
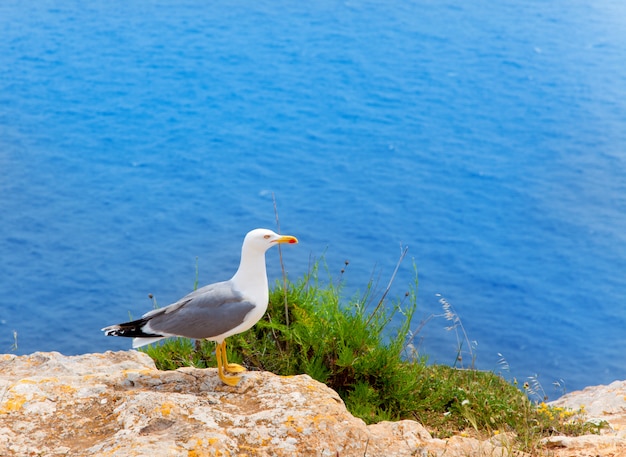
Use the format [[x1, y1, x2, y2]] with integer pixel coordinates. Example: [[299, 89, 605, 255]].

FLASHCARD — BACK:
[[264, 234, 271, 239]]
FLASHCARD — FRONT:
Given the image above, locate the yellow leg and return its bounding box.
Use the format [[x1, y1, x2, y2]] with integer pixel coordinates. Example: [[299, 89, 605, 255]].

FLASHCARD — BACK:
[[215, 341, 242, 386], [220, 341, 246, 374]]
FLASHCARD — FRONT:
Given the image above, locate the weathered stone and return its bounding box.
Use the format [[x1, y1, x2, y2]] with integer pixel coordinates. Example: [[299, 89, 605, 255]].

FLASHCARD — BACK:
[[0, 351, 624, 457], [0, 351, 432, 456], [545, 380, 626, 457]]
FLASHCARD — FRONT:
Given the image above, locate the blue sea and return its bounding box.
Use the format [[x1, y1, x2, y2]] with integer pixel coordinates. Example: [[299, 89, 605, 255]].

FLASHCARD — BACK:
[[1, 0, 625, 397]]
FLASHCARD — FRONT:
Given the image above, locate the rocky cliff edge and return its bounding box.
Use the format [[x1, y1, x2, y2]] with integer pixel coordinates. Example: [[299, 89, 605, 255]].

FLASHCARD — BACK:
[[0, 351, 624, 456]]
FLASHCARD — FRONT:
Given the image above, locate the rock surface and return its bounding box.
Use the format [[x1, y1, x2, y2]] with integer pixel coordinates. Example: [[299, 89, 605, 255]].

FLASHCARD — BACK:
[[0, 351, 623, 457], [546, 380, 626, 456]]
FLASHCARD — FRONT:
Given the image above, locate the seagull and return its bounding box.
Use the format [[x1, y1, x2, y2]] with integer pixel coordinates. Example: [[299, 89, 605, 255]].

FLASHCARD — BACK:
[[102, 228, 298, 386]]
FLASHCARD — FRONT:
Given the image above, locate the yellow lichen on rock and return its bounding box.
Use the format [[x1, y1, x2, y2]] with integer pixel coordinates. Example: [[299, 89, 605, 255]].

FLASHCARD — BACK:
[[160, 401, 175, 416], [0, 393, 27, 413]]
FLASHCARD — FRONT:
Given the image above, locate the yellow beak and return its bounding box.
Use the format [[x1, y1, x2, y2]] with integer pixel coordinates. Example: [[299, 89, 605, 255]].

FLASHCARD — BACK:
[[275, 235, 298, 244]]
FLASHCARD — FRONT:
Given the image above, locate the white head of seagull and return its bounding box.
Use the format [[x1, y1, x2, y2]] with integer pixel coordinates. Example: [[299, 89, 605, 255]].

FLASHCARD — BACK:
[[102, 228, 298, 387], [232, 228, 297, 297]]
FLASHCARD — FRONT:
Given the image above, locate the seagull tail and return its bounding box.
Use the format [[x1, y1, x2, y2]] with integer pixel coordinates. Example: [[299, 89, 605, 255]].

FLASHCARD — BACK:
[[102, 317, 166, 348], [131, 336, 166, 348]]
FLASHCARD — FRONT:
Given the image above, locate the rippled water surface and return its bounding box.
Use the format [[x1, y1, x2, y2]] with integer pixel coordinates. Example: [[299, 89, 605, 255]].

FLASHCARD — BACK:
[[1, 0, 625, 394]]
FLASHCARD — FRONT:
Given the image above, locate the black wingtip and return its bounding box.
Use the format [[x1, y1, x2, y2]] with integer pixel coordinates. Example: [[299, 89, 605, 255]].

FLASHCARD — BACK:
[[102, 317, 162, 338]]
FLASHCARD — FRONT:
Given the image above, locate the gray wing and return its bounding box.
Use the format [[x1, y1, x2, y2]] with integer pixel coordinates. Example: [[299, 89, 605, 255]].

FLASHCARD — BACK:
[[142, 280, 256, 339]]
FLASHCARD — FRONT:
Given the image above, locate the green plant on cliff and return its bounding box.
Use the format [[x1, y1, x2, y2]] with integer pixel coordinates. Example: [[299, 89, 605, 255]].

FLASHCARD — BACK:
[[142, 256, 602, 451]]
